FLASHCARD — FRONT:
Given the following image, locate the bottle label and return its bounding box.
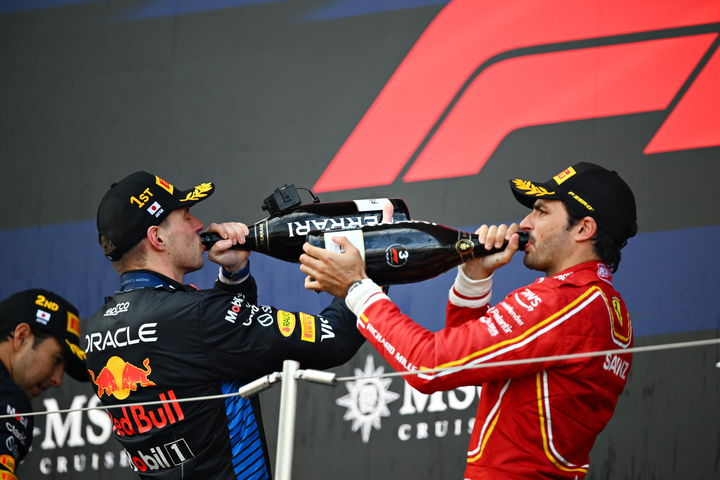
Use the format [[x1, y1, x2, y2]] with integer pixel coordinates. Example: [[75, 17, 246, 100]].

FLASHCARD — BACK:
[[384, 244, 409, 267], [257, 221, 267, 249], [287, 214, 382, 237], [455, 238, 475, 255], [353, 198, 390, 212], [322, 230, 366, 260]]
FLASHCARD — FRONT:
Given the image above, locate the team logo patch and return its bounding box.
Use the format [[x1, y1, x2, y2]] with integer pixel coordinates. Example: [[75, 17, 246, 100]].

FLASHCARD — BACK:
[[277, 311, 296, 337], [612, 298, 623, 326], [609, 296, 631, 347], [385, 244, 409, 267], [89, 356, 156, 400]]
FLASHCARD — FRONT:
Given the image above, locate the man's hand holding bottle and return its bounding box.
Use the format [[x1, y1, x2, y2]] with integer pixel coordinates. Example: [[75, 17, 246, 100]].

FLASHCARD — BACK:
[[461, 223, 521, 281], [300, 202, 523, 296], [300, 202, 394, 297]]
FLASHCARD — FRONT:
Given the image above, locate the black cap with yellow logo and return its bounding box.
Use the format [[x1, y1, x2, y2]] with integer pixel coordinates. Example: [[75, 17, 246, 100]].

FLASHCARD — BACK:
[[0, 289, 88, 382], [509, 162, 637, 245], [97, 171, 215, 261]]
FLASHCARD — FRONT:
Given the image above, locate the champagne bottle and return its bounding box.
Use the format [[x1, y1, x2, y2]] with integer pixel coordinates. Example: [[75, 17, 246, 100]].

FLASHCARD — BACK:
[[200, 198, 410, 263], [306, 221, 529, 285]]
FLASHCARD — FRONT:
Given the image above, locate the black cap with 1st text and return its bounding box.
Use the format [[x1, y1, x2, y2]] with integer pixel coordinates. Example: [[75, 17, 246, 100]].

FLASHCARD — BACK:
[[97, 171, 215, 261]]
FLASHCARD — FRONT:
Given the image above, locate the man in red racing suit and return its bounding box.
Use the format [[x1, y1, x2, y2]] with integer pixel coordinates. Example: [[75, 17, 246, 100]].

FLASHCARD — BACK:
[[300, 162, 638, 479]]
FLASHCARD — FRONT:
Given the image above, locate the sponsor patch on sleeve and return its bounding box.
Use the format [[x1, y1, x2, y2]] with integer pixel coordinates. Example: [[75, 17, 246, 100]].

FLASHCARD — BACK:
[[277, 311, 296, 337], [0, 454, 16, 473], [299, 313, 316, 342]]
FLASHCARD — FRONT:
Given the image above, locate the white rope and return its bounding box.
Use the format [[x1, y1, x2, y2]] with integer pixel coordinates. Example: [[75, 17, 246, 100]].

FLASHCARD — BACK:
[[336, 337, 720, 381], [0, 390, 245, 419], [1, 337, 717, 420]]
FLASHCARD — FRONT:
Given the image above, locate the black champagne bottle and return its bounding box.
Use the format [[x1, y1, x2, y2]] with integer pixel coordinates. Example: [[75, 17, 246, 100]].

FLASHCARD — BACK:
[[306, 221, 528, 285], [200, 198, 410, 263]]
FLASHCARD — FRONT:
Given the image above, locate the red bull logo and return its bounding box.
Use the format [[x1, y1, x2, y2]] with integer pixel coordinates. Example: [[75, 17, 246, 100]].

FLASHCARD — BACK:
[[111, 390, 185, 437], [88, 356, 156, 400]]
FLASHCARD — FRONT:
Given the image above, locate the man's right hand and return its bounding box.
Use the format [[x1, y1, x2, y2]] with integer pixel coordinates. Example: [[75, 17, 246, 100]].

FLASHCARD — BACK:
[[299, 237, 367, 298], [206, 222, 251, 272], [462, 223, 521, 280], [298, 199, 393, 297]]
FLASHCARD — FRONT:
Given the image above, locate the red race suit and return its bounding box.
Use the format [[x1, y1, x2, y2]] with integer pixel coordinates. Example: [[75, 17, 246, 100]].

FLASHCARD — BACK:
[[346, 261, 632, 480]]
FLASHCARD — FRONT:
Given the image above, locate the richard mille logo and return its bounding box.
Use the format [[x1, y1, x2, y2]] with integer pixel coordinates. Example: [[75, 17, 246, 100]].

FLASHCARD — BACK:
[[335, 355, 400, 443]]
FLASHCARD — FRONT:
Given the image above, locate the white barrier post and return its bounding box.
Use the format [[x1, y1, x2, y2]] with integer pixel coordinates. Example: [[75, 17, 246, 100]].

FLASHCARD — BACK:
[[275, 360, 300, 480]]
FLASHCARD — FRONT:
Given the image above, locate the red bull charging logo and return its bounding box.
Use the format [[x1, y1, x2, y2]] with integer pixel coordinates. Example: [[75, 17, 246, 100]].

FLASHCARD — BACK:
[[89, 356, 156, 400]]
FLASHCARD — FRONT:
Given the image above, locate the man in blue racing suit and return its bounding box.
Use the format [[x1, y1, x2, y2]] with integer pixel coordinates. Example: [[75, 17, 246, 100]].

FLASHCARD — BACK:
[[83, 171, 364, 479]]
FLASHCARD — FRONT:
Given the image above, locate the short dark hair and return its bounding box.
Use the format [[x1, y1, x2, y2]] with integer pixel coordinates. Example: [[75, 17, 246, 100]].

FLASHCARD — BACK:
[[99, 234, 118, 258], [0, 318, 55, 348], [100, 234, 147, 273], [564, 200, 636, 273]]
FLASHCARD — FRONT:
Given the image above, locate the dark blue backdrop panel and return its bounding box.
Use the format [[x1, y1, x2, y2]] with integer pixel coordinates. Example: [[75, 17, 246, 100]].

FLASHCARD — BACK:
[[0, 0, 450, 19], [0, 222, 718, 337]]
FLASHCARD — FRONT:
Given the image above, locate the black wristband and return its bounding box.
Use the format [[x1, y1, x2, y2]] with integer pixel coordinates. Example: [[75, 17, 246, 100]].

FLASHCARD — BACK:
[[346, 279, 365, 296], [221, 261, 250, 281]]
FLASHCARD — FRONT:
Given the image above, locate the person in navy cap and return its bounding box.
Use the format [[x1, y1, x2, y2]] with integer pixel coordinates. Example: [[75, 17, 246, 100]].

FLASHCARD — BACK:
[[0, 289, 88, 479]]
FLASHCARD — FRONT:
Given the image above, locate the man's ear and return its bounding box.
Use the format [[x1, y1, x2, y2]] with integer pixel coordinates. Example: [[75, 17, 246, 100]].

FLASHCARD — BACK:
[[12, 323, 32, 351], [574, 216, 598, 242], [146, 225, 165, 251]]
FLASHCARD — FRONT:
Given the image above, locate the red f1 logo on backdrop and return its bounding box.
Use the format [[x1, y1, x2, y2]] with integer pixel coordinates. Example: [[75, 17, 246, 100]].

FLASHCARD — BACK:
[[313, 0, 720, 193]]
